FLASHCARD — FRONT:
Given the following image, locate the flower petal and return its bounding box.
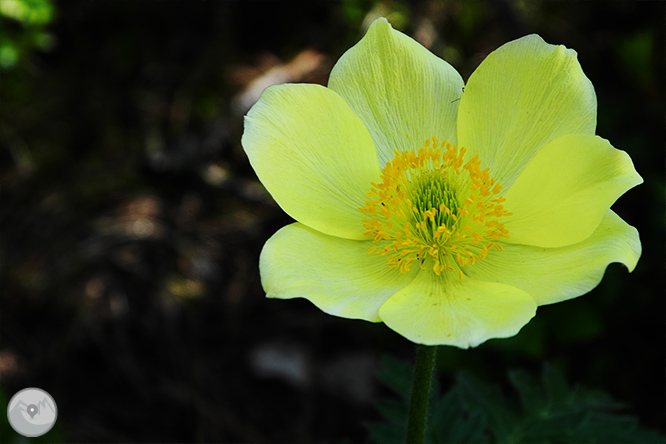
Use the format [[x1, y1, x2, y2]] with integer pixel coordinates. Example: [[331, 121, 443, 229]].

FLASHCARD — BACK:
[[260, 223, 418, 322], [378, 272, 536, 348], [242, 83, 380, 240], [458, 34, 597, 189], [502, 134, 642, 248], [328, 18, 464, 166], [465, 210, 640, 306]]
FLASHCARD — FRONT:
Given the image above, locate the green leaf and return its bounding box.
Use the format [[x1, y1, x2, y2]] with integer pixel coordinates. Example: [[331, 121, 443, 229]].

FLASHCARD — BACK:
[[541, 362, 570, 407], [428, 387, 490, 444], [509, 369, 546, 416], [369, 358, 665, 444], [366, 422, 406, 444], [366, 355, 411, 444], [375, 398, 407, 425], [456, 372, 518, 441], [376, 355, 413, 401]]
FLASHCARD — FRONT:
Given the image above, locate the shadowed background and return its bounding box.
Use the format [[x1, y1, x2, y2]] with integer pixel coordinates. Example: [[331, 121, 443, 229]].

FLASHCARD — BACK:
[[1, 1, 664, 442]]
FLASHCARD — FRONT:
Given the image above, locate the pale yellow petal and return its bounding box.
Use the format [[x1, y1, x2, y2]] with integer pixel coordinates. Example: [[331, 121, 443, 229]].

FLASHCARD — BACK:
[[466, 210, 640, 306], [378, 272, 536, 348], [458, 34, 597, 189], [260, 223, 418, 322], [328, 18, 464, 166], [503, 134, 642, 248], [242, 83, 380, 240]]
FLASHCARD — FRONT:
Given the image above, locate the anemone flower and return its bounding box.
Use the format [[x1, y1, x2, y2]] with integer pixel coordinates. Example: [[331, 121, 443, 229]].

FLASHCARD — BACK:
[[242, 18, 642, 348]]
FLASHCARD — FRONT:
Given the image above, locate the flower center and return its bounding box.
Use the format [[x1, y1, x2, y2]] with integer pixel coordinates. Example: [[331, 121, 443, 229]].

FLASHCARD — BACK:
[[360, 137, 512, 280]]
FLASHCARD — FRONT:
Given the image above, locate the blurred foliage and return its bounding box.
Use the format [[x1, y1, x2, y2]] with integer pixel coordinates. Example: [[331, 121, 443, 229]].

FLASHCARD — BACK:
[[367, 356, 666, 444], [0, 0, 663, 442], [0, 0, 54, 69], [618, 31, 655, 88]]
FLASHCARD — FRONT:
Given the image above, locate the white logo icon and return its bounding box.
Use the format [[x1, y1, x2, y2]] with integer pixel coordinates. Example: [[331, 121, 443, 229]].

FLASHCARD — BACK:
[[7, 388, 58, 437]]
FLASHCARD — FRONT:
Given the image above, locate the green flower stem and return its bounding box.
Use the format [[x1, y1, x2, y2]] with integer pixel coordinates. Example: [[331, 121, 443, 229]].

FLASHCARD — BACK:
[[406, 344, 438, 444]]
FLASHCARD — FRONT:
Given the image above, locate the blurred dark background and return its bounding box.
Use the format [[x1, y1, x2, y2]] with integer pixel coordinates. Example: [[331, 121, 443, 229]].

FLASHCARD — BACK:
[[0, 1, 663, 442]]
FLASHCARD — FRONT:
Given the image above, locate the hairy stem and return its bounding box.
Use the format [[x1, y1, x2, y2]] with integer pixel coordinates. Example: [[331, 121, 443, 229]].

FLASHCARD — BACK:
[[406, 344, 438, 444]]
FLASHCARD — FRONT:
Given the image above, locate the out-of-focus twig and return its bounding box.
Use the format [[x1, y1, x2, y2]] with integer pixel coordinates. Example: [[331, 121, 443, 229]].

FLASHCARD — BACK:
[[231, 48, 329, 116]]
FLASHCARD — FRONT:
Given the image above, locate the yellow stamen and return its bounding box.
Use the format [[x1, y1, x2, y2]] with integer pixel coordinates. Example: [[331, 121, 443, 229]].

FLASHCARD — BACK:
[[359, 136, 511, 278]]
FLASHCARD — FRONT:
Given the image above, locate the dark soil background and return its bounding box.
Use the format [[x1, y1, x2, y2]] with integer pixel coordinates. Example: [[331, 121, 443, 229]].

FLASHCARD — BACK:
[[1, 1, 664, 443]]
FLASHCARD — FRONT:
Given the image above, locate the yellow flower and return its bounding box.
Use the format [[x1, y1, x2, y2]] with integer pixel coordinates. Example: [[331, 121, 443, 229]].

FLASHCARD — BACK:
[[241, 18, 642, 348]]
